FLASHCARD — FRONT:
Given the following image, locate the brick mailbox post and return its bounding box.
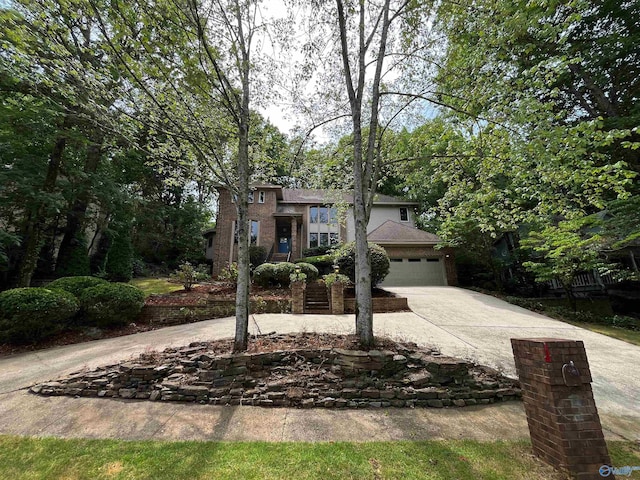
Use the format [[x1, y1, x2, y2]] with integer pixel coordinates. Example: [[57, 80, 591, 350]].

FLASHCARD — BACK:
[[511, 338, 614, 480]]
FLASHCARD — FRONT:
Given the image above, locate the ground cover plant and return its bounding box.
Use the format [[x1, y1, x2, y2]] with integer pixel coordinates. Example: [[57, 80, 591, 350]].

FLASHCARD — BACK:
[[0, 436, 638, 480]]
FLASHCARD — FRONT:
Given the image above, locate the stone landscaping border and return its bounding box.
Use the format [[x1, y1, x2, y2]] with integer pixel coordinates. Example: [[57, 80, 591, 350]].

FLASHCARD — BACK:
[[31, 335, 521, 409]]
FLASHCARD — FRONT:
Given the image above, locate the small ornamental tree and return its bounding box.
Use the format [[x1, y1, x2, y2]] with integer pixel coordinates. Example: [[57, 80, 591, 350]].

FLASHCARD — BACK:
[[521, 216, 609, 311], [334, 242, 390, 288]]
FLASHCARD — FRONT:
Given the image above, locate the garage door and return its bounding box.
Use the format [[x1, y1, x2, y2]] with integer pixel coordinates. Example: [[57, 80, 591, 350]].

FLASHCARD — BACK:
[[381, 258, 447, 286]]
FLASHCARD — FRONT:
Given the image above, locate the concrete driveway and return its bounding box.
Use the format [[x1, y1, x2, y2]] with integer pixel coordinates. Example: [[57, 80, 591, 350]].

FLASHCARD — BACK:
[[0, 286, 637, 441], [386, 286, 640, 439]]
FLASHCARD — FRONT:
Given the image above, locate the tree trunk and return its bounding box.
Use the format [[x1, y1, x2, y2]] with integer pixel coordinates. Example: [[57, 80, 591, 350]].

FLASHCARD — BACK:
[[17, 132, 67, 286], [56, 134, 103, 274]]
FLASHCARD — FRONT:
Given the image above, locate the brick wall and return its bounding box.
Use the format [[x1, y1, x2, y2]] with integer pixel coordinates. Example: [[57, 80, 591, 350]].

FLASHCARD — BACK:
[[511, 338, 612, 480]]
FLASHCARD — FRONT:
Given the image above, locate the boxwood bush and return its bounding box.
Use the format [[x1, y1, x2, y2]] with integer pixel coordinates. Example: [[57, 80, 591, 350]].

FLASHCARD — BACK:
[[273, 262, 297, 285], [79, 283, 145, 328], [295, 254, 335, 275], [253, 263, 276, 287], [0, 288, 79, 344], [334, 241, 390, 287], [47, 276, 108, 298], [295, 262, 319, 281]]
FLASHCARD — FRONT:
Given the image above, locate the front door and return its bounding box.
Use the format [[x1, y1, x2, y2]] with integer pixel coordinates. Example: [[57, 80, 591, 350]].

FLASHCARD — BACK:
[[278, 236, 291, 253]]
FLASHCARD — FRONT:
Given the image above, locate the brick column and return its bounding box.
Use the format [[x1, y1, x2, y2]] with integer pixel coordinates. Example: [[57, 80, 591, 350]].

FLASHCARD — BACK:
[[511, 338, 613, 480], [291, 217, 299, 261], [291, 281, 305, 314], [330, 282, 344, 314]]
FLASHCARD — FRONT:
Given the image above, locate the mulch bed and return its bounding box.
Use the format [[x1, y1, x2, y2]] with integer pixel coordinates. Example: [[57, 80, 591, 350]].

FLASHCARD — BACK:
[[144, 283, 290, 306]]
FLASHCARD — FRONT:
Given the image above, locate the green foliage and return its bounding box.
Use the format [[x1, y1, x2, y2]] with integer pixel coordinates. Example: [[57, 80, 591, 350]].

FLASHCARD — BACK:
[[79, 283, 145, 328], [520, 216, 609, 294], [295, 263, 319, 281], [273, 263, 297, 286], [218, 263, 238, 285], [105, 230, 134, 283], [0, 288, 79, 344], [289, 272, 307, 283], [170, 262, 208, 291], [55, 236, 90, 277], [249, 245, 267, 268], [295, 255, 335, 275], [302, 244, 340, 258], [334, 242, 390, 287], [46, 276, 108, 299], [252, 263, 276, 288], [323, 273, 350, 288]]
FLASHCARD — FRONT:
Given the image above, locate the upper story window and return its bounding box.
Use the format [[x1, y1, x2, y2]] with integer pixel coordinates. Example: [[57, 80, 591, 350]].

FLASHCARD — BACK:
[[248, 191, 254, 203], [234, 220, 259, 245], [258, 191, 265, 203], [399, 207, 409, 222], [310, 206, 336, 224]]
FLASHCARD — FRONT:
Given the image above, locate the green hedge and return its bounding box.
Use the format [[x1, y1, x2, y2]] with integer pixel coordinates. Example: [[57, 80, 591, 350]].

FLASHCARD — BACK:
[[295, 263, 319, 281], [79, 283, 145, 328], [334, 242, 390, 287], [0, 288, 79, 344], [47, 276, 108, 298], [252, 262, 299, 287], [253, 263, 276, 287], [295, 255, 335, 275]]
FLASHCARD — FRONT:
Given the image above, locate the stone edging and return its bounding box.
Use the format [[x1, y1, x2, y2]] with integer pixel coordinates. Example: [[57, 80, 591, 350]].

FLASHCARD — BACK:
[[31, 336, 521, 409]]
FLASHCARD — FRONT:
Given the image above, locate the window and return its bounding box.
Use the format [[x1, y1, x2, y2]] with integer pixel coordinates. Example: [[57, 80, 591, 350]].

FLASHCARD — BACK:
[[248, 191, 254, 203], [390, 258, 403, 263], [329, 233, 339, 245], [208, 238, 213, 248], [309, 233, 318, 248], [258, 191, 265, 203], [250, 220, 259, 245], [318, 206, 328, 223], [426, 258, 440, 263], [399, 207, 409, 222], [408, 258, 421, 262], [310, 206, 318, 223], [234, 220, 259, 244]]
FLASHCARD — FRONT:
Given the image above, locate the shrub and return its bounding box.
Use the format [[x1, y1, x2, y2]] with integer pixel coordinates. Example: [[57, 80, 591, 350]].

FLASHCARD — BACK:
[[289, 271, 307, 283], [295, 255, 335, 275], [334, 242, 390, 287], [323, 273, 351, 288], [0, 288, 79, 344], [55, 236, 90, 277], [79, 283, 145, 328], [105, 231, 134, 282], [273, 262, 296, 286], [249, 245, 267, 268], [171, 262, 209, 291], [47, 276, 108, 298], [295, 262, 319, 281], [218, 262, 238, 285], [253, 263, 276, 287], [302, 244, 342, 257]]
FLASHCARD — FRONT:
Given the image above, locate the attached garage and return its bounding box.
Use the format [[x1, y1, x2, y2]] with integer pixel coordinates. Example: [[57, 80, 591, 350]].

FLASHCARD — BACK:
[[367, 220, 457, 287], [382, 257, 447, 287]]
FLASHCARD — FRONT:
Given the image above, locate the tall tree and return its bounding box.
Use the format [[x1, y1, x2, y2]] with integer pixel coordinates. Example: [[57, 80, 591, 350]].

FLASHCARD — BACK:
[[89, 0, 282, 351]]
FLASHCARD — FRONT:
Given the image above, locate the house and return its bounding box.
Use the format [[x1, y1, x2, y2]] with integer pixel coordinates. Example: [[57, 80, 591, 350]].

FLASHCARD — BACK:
[[211, 185, 457, 286]]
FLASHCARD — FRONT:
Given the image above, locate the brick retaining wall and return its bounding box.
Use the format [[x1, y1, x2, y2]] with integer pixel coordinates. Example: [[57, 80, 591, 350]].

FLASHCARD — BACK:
[[344, 296, 409, 313]]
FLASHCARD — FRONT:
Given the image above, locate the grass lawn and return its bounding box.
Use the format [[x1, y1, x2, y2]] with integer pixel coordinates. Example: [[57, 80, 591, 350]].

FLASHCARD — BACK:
[[562, 320, 640, 346], [129, 278, 184, 297], [1, 436, 639, 480]]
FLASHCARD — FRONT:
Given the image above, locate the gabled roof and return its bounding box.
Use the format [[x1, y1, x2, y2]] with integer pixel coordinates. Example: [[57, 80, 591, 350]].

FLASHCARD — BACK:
[[281, 188, 417, 206], [368, 220, 441, 245]]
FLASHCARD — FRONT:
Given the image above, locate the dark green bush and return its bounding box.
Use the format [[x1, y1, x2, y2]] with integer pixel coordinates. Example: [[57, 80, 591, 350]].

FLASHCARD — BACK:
[[253, 263, 276, 287], [55, 236, 90, 277], [302, 244, 341, 257], [295, 255, 335, 275], [0, 288, 79, 344], [47, 276, 108, 298], [79, 283, 145, 328], [296, 262, 319, 281], [249, 245, 268, 267], [105, 231, 134, 282], [334, 242, 390, 287]]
